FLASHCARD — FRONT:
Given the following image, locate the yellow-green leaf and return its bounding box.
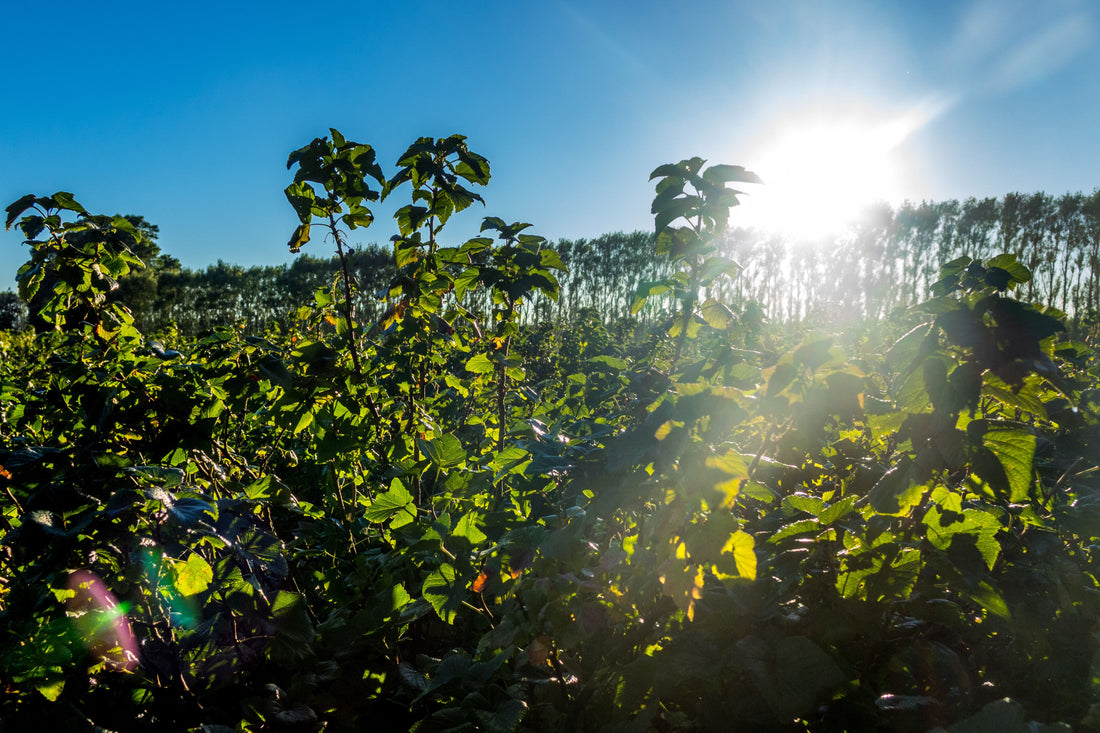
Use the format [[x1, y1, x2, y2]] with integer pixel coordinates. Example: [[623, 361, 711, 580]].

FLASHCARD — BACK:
[[722, 530, 757, 580], [655, 420, 682, 440], [715, 478, 742, 507], [706, 450, 749, 478], [700, 298, 734, 329], [175, 554, 213, 596], [36, 679, 64, 701]]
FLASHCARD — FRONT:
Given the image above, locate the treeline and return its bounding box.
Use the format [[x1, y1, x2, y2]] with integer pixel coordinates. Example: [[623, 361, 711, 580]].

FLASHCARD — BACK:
[[122, 249, 393, 335], [722, 189, 1100, 322], [4, 189, 1099, 335], [98, 233, 671, 336]]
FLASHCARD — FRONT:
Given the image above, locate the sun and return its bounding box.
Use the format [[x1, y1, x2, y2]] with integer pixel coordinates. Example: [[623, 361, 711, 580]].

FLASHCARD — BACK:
[[738, 116, 912, 240]]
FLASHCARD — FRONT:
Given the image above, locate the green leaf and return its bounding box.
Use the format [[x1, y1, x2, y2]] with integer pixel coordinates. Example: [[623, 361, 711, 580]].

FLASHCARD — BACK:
[[783, 494, 825, 516], [743, 635, 845, 722], [293, 409, 315, 435], [770, 519, 823, 543], [985, 254, 1031, 287], [257, 354, 292, 387], [658, 559, 705, 619], [453, 512, 488, 545], [793, 337, 836, 372], [699, 257, 742, 285], [924, 506, 1002, 570], [587, 355, 628, 372], [244, 476, 274, 501], [168, 497, 216, 527], [175, 554, 213, 596], [819, 496, 857, 525], [491, 447, 532, 483], [540, 248, 566, 271], [388, 583, 412, 612], [465, 353, 495, 374], [49, 191, 87, 214], [653, 196, 698, 233], [701, 163, 763, 186], [965, 580, 1010, 620], [700, 298, 734, 329], [947, 698, 1029, 733], [5, 194, 37, 229], [895, 363, 934, 414], [769, 636, 845, 719], [365, 478, 415, 525], [868, 458, 923, 515], [269, 591, 315, 663], [420, 433, 466, 470], [490, 445, 530, 472], [982, 374, 1047, 419], [284, 181, 317, 222], [979, 425, 1036, 502], [631, 279, 673, 314], [766, 361, 797, 397], [288, 222, 311, 252], [423, 563, 463, 624], [886, 324, 933, 372]]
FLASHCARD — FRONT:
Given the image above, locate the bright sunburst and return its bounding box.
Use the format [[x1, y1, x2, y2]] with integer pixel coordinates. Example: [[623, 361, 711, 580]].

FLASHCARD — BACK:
[[738, 114, 917, 240]]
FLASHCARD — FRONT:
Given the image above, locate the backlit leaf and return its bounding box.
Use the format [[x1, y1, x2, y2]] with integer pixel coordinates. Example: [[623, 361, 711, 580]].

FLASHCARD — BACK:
[[175, 554, 213, 596], [700, 298, 734, 329], [722, 530, 757, 580]]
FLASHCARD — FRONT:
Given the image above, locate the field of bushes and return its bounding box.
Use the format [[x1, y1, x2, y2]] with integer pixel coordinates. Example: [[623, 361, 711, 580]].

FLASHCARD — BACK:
[[1, 130, 1098, 731]]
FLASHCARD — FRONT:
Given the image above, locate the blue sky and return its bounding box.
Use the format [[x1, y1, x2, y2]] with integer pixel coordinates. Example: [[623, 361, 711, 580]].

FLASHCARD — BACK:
[[2, 1, 1098, 289]]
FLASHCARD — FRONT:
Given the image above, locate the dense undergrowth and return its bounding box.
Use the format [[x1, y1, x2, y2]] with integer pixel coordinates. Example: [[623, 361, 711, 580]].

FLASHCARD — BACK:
[[1, 131, 1099, 731]]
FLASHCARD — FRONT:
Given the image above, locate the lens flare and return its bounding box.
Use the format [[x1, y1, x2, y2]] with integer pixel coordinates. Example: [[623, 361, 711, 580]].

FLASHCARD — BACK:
[[65, 570, 139, 672]]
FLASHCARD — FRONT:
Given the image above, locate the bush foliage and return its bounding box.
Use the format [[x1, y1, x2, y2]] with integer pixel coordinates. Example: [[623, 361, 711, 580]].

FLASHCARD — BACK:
[[1, 131, 1099, 731]]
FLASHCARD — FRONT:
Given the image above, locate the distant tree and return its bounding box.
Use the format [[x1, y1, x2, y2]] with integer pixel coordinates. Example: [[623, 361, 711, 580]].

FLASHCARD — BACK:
[[0, 291, 27, 331]]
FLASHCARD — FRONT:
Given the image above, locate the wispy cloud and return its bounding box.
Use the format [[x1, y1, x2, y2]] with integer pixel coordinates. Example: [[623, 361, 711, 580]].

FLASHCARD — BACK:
[[990, 14, 1094, 92], [946, 1, 1096, 95]]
